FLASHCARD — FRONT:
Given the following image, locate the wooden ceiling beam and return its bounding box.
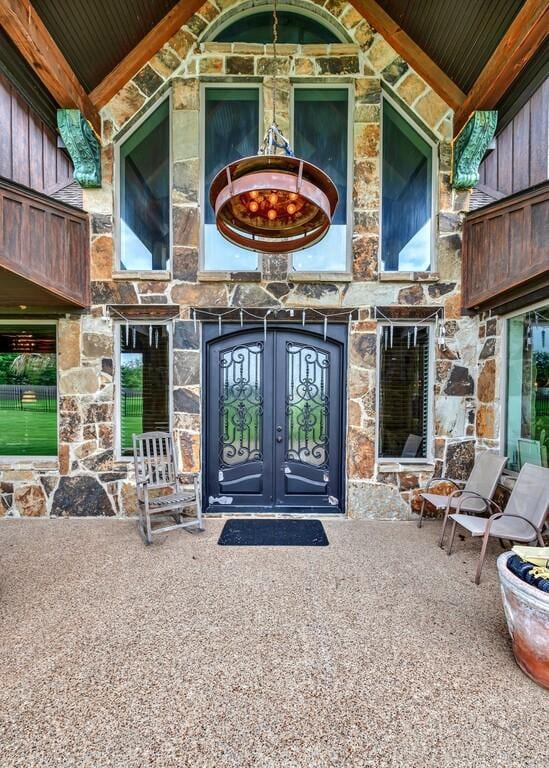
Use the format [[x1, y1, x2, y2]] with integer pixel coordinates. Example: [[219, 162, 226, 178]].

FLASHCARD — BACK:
[[454, 0, 548, 135], [89, 0, 205, 108], [0, 0, 100, 134], [348, 0, 466, 111]]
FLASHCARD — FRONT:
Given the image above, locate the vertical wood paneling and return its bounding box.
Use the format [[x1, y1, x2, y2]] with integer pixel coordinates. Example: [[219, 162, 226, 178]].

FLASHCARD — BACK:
[[530, 79, 549, 186], [512, 102, 530, 193], [479, 80, 548, 196], [0, 179, 89, 307], [0, 71, 74, 195], [462, 183, 549, 309], [497, 123, 513, 195]]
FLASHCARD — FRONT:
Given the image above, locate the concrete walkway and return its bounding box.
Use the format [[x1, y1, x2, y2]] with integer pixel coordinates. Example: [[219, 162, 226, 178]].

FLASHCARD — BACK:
[[0, 518, 545, 768]]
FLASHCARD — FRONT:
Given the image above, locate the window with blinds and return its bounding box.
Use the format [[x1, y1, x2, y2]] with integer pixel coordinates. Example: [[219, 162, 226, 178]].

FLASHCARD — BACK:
[[378, 325, 430, 460], [119, 324, 170, 456]]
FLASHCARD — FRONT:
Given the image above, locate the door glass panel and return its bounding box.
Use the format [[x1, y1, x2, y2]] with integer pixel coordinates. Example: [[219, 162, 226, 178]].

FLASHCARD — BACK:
[[219, 343, 263, 466], [286, 342, 329, 466]]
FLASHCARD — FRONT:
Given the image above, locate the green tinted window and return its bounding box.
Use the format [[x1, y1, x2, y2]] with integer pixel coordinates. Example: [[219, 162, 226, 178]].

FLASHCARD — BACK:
[[0, 325, 57, 456]]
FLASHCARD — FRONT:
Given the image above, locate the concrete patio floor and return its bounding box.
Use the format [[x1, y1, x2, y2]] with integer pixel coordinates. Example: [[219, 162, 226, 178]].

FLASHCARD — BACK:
[[0, 518, 545, 768]]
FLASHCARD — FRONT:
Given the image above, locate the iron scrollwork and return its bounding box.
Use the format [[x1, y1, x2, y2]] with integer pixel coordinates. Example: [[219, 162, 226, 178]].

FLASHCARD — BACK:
[[286, 342, 329, 467], [219, 342, 263, 466]]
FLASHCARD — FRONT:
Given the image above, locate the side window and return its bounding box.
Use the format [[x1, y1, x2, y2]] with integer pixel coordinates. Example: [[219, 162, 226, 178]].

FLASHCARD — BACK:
[[381, 97, 435, 272], [118, 324, 170, 456], [0, 324, 57, 457], [378, 324, 431, 461], [292, 87, 350, 272], [203, 87, 260, 271], [118, 99, 170, 271]]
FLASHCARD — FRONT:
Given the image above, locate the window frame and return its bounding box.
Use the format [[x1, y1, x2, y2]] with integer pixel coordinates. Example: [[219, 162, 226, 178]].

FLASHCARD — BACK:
[[114, 319, 173, 461], [379, 90, 438, 274], [199, 81, 263, 273], [114, 91, 173, 275], [0, 319, 59, 461], [289, 82, 354, 275], [375, 321, 435, 464], [204, 2, 350, 44], [500, 297, 549, 473]]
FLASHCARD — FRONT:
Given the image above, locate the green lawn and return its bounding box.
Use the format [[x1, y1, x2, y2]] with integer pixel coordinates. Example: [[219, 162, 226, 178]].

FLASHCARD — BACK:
[[122, 415, 143, 452], [0, 407, 57, 456]]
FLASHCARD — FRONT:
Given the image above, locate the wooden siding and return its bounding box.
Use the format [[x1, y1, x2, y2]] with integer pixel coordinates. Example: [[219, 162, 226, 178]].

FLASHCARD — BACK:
[[462, 182, 549, 311], [478, 79, 549, 197], [0, 178, 89, 307], [0, 70, 74, 196]]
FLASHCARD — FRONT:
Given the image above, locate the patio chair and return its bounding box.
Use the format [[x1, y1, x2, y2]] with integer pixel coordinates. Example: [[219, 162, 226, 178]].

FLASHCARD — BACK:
[[417, 451, 507, 545], [446, 463, 549, 584], [133, 431, 204, 545]]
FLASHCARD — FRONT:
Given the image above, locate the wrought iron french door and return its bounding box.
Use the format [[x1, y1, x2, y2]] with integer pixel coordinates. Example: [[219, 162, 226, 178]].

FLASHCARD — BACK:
[[204, 324, 345, 513]]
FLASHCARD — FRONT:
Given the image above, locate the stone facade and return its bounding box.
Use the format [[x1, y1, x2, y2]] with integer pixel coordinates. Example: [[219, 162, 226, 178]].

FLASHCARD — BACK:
[[0, 0, 504, 520]]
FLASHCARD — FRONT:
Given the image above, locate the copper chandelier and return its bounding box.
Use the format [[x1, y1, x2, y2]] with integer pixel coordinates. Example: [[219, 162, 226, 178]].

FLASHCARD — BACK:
[[209, 0, 338, 253]]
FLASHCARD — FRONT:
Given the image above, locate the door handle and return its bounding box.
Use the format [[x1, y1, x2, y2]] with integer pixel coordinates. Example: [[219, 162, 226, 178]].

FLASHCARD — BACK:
[[276, 436, 283, 443]]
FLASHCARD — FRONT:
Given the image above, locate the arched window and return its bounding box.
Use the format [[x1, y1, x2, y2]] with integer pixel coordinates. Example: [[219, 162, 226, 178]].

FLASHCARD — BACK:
[[212, 9, 343, 44]]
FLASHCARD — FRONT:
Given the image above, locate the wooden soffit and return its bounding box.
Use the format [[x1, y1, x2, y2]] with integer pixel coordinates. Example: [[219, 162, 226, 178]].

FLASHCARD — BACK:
[[89, 0, 205, 108], [454, 0, 549, 134], [348, 0, 466, 110], [0, 0, 100, 134]]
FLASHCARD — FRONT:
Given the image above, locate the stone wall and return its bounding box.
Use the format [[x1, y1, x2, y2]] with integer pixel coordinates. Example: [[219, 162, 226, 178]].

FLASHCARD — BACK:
[[0, 0, 501, 520]]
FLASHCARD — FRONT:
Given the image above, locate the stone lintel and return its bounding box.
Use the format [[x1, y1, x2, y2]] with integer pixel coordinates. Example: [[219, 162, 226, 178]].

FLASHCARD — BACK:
[[108, 304, 180, 319], [193, 307, 359, 321], [374, 305, 443, 320]]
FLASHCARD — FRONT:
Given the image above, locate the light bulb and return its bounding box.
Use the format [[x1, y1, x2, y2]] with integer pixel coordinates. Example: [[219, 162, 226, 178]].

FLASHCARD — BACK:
[[249, 201, 259, 213], [268, 192, 278, 205], [249, 190, 259, 199], [286, 203, 297, 215], [289, 192, 298, 201], [267, 209, 277, 221]]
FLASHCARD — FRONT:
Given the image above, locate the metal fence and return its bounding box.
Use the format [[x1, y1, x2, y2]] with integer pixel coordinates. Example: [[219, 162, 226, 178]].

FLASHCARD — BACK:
[[122, 388, 143, 417], [536, 391, 549, 417], [0, 385, 57, 412]]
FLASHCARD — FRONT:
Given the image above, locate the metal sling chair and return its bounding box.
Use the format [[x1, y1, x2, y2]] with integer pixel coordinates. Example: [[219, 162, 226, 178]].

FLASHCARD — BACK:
[[417, 451, 507, 545], [133, 431, 204, 545], [446, 462, 549, 584]]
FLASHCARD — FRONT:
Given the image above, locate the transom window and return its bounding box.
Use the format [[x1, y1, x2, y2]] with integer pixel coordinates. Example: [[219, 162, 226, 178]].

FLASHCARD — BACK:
[[118, 99, 170, 272], [0, 324, 57, 457], [212, 9, 341, 44], [377, 324, 432, 461], [381, 96, 435, 272]]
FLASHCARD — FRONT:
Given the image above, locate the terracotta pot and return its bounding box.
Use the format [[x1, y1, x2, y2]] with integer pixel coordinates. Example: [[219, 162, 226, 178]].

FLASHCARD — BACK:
[[497, 551, 549, 689]]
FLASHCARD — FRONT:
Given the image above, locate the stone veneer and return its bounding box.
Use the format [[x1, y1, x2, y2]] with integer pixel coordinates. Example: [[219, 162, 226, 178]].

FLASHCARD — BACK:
[[0, 0, 504, 520]]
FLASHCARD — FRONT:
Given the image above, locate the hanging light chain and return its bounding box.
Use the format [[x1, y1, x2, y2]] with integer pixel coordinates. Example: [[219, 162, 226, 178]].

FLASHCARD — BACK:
[[272, 0, 279, 125]]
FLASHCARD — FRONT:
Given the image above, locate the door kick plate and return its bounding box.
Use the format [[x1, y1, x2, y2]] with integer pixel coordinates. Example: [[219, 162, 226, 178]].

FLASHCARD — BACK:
[[208, 495, 233, 505]]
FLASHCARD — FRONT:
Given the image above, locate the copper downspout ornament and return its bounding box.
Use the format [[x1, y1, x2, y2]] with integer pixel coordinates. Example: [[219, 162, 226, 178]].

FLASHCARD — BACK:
[[209, 0, 338, 253]]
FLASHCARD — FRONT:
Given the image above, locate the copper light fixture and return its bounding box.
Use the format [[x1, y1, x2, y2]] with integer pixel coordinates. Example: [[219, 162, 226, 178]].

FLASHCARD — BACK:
[[209, 0, 338, 253]]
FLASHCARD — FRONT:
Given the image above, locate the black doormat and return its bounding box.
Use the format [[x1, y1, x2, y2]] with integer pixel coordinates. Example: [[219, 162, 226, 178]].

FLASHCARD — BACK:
[[218, 519, 329, 546]]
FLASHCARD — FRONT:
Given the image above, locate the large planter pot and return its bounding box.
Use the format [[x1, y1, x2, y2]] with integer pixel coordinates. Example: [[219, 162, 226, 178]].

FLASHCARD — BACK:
[[497, 551, 549, 689]]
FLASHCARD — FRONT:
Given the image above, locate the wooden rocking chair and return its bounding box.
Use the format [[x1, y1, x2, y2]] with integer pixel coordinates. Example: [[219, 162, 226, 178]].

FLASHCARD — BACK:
[[132, 431, 204, 545]]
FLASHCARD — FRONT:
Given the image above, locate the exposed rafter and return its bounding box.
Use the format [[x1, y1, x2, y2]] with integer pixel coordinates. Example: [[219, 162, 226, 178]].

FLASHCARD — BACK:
[[0, 0, 100, 134], [454, 0, 548, 134], [89, 0, 206, 108], [348, 0, 466, 111]]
